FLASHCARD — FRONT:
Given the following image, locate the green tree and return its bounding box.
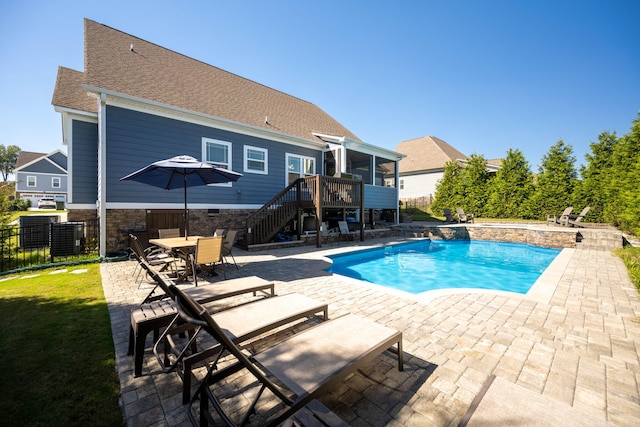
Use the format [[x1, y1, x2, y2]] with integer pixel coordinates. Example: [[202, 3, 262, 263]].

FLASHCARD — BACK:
[[432, 160, 463, 216], [530, 140, 578, 219], [461, 154, 490, 216], [0, 144, 20, 181], [605, 114, 640, 235], [485, 148, 534, 218], [572, 131, 617, 223]]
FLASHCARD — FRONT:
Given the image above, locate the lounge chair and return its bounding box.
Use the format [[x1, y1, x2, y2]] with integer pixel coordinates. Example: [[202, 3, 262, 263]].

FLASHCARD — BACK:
[[170, 284, 403, 426], [338, 220, 355, 241], [191, 236, 226, 283], [456, 208, 474, 223], [547, 206, 573, 226], [568, 206, 590, 227], [155, 291, 329, 403], [129, 233, 181, 284], [128, 257, 275, 377], [443, 208, 455, 223]]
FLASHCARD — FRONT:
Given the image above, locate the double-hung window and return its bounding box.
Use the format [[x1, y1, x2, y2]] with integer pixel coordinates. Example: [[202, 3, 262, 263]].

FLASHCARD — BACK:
[[203, 138, 232, 186], [52, 177, 61, 188], [244, 146, 268, 174], [286, 153, 315, 185], [27, 176, 36, 187]]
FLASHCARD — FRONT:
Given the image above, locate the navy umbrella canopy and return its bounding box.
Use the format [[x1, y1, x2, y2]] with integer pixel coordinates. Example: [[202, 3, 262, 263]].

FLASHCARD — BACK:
[[120, 155, 242, 237]]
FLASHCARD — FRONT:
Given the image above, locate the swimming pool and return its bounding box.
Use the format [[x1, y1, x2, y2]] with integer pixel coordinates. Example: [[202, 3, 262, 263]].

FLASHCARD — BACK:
[[328, 239, 561, 294]]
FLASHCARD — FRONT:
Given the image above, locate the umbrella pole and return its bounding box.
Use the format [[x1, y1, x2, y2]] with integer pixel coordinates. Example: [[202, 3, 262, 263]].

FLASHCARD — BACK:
[[184, 174, 188, 239]]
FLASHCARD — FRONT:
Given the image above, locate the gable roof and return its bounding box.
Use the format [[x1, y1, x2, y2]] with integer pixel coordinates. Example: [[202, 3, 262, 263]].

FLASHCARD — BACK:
[[16, 151, 46, 169], [53, 19, 360, 144], [52, 66, 98, 113], [15, 150, 68, 173], [395, 136, 467, 174]]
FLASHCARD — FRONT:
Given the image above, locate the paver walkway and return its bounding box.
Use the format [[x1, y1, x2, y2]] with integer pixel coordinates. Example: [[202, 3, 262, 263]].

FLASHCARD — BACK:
[[101, 237, 640, 426]]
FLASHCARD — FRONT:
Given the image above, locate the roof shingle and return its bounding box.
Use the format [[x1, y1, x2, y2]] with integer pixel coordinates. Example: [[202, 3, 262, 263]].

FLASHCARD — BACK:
[[395, 135, 467, 173]]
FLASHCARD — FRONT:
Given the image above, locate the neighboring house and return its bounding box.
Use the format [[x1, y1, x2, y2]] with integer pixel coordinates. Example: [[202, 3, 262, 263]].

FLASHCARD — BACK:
[[395, 135, 500, 201], [395, 136, 468, 201], [14, 150, 68, 207], [52, 19, 403, 256]]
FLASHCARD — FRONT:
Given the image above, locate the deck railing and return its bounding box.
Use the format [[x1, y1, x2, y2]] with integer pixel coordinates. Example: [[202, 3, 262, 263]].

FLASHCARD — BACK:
[[244, 175, 363, 245]]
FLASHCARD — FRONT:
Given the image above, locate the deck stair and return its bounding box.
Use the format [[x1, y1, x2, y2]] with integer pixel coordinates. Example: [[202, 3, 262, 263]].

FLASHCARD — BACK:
[[244, 175, 363, 247], [575, 228, 623, 250]]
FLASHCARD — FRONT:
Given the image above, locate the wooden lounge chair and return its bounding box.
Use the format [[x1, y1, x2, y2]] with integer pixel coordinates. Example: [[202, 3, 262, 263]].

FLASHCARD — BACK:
[[547, 206, 573, 226], [169, 284, 403, 426], [443, 208, 455, 223], [568, 206, 590, 227], [456, 207, 474, 223]]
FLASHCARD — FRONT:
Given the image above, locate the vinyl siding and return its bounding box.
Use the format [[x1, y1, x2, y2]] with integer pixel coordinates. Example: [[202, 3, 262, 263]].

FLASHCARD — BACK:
[[107, 106, 322, 206], [15, 171, 67, 193], [72, 120, 99, 204], [364, 185, 397, 210]]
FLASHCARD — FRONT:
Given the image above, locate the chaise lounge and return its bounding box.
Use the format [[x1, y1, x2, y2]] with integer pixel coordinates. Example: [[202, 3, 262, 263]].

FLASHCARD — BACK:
[[170, 284, 404, 426]]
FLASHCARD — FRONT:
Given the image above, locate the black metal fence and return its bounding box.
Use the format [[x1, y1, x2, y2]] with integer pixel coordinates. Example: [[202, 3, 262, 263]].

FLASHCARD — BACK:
[[0, 218, 99, 273]]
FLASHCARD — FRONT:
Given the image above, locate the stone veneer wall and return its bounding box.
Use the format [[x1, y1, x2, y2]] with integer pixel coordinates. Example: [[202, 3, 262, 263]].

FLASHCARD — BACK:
[[104, 208, 256, 253], [422, 225, 577, 248]]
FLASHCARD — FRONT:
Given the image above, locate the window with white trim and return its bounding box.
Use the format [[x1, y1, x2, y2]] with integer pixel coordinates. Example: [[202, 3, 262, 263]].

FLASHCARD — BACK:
[[203, 138, 232, 186], [52, 177, 61, 188], [244, 146, 268, 174], [27, 176, 36, 187], [286, 153, 315, 185]]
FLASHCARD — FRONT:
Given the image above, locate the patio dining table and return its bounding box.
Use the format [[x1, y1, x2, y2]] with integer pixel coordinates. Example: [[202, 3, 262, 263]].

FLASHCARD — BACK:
[[149, 236, 204, 283]]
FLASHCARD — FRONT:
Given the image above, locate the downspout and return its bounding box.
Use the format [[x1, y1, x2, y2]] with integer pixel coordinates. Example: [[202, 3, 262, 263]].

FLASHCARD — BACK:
[[395, 157, 401, 224], [98, 93, 108, 257]]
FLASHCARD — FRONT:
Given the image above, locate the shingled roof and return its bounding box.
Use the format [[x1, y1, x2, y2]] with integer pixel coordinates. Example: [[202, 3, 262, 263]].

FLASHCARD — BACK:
[[395, 135, 467, 174], [52, 19, 360, 143]]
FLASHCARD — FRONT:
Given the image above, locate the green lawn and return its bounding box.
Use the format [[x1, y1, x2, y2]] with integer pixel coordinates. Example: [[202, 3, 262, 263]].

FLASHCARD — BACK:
[[0, 263, 123, 426]]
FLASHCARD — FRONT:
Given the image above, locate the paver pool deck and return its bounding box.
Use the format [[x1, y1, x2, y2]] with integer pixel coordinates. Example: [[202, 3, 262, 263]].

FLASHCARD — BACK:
[[101, 234, 640, 426]]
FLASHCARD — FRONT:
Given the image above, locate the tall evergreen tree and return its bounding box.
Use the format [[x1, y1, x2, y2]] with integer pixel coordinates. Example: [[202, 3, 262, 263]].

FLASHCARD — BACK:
[[432, 160, 463, 216], [485, 148, 534, 218], [530, 140, 578, 219], [605, 113, 640, 235], [572, 131, 617, 223], [461, 154, 490, 216]]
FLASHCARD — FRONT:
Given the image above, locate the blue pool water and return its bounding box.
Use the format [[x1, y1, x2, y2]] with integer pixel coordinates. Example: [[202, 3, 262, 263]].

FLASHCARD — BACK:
[[328, 239, 561, 294]]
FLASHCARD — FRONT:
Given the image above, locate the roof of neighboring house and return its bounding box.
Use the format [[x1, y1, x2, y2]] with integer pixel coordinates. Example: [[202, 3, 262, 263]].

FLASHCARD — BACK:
[[16, 151, 46, 169], [395, 135, 468, 174], [15, 150, 68, 173], [52, 19, 360, 143]]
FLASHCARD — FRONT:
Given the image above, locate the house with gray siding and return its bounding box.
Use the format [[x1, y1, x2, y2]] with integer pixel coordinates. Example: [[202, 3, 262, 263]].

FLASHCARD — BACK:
[[14, 150, 68, 207], [52, 19, 403, 256]]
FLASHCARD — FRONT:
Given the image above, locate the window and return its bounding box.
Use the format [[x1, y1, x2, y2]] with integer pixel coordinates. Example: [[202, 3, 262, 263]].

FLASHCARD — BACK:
[[244, 146, 268, 174], [27, 176, 36, 187], [286, 154, 315, 185], [52, 177, 61, 188], [203, 138, 232, 169], [203, 138, 232, 186], [375, 156, 396, 187], [400, 179, 404, 190]]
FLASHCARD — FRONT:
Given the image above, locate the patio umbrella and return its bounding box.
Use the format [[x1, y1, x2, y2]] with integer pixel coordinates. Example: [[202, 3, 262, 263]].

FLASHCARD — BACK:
[[120, 155, 242, 238]]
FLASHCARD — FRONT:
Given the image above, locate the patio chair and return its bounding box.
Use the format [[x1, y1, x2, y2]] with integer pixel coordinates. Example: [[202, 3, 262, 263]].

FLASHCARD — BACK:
[[456, 208, 474, 223], [191, 236, 226, 284], [568, 206, 590, 227], [129, 233, 180, 284], [221, 229, 239, 270], [547, 206, 573, 226], [443, 208, 455, 223], [170, 284, 403, 426], [158, 228, 181, 238], [213, 228, 226, 237]]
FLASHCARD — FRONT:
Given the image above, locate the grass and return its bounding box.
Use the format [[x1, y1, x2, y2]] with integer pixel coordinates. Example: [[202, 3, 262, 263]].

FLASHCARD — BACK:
[[0, 263, 123, 426], [616, 245, 640, 290]]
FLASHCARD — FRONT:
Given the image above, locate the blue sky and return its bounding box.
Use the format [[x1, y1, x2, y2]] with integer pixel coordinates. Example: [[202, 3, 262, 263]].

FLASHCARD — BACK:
[[1, 1, 638, 170]]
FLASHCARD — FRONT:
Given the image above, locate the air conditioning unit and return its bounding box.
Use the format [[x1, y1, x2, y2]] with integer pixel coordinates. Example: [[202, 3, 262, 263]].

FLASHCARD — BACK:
[[50, 222, 85, 257]]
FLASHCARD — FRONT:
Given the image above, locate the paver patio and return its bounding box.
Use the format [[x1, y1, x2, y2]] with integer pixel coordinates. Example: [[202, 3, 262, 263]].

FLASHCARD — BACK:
[[101, 234, 640, 426]]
